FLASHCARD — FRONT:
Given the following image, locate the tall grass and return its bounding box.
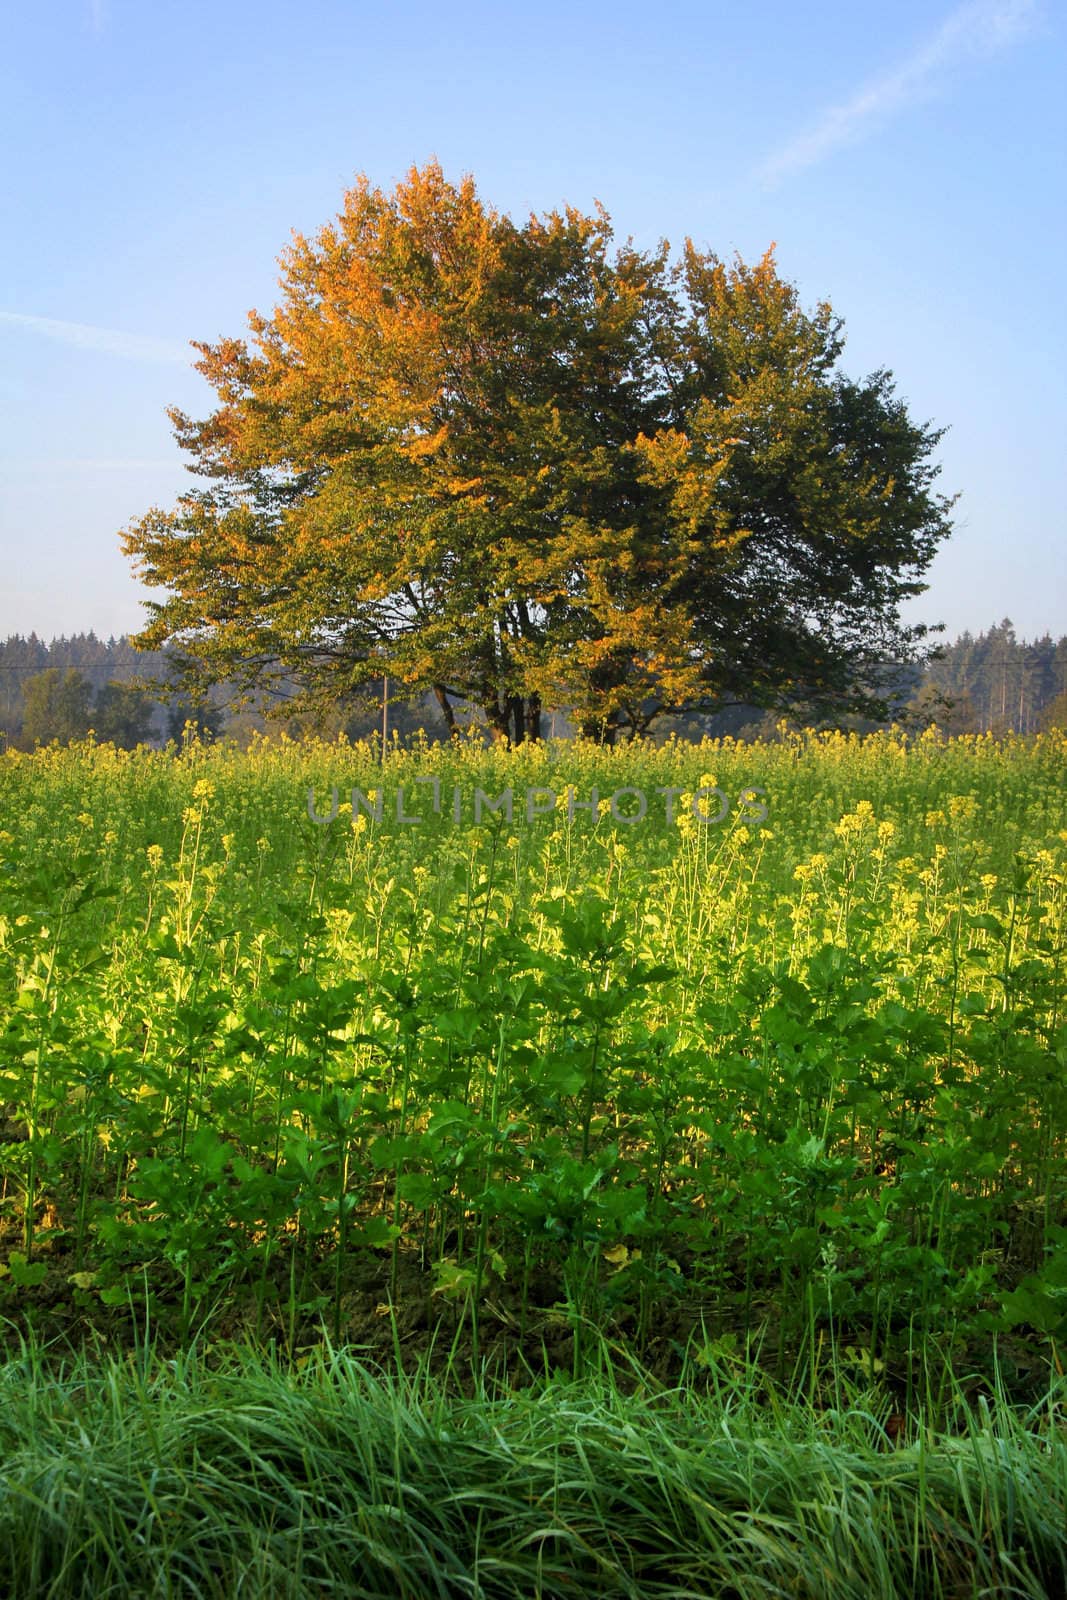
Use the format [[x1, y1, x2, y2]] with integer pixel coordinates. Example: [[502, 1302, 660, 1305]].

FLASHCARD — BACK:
[[0, 1337, 1064, 1599]]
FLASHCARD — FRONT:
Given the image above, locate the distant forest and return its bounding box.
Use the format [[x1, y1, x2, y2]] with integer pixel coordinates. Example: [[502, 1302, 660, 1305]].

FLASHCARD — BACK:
[[1, 618, 1066, 750]]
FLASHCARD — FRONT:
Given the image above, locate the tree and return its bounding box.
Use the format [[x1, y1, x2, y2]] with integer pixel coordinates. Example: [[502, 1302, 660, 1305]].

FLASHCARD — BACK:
[[21, 667, 93, 746], [1040, 689, 1067, 732], [93, 680, 156, 748], [165, 698, 224, 744], [905, 680, 979, 735], [122, 163, 954, 742]]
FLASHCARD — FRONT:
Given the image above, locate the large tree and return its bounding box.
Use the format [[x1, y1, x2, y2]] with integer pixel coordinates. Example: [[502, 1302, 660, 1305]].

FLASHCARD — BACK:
[[122, 162, 953, 741]]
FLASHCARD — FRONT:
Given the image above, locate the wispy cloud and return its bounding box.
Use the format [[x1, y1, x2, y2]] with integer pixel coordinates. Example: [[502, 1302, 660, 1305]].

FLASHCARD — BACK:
[[757, 0, 1040, 187], [88, 0, 107, 35], [0, 311, 190, 367]]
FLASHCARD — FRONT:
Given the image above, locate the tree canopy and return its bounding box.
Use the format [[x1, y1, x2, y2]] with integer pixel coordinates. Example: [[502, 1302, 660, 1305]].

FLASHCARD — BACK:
[[122, 162, 954, 741], [21, 668, 93, 747], [18, 666, 157, 749]]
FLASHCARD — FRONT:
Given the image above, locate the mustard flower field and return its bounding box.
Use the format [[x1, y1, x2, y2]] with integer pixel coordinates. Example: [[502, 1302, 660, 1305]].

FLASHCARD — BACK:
[[1, 728, 1065, 1399]]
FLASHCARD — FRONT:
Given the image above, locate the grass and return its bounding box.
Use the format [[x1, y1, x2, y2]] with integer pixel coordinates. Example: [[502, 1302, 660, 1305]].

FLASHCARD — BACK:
[[0, 1334, 1063, 1599]]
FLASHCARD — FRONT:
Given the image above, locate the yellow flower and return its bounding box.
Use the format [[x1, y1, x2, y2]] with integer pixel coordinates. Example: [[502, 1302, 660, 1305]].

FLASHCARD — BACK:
[[192, 779, 216, 802], [835, 799, 878, 839]]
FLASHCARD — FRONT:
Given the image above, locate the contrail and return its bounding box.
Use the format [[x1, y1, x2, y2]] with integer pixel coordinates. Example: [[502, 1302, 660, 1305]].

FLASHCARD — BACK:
[[757, 0, 1039, 186]]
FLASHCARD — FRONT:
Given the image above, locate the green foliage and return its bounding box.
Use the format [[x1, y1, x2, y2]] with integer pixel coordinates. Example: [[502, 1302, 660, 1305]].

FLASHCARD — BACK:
[[20, 666, 93, 745], [92, 679, 156, 747], [17, 664, 159, 750], [1041, 688, 1067, 732], [0, 726, 1065, 1387]]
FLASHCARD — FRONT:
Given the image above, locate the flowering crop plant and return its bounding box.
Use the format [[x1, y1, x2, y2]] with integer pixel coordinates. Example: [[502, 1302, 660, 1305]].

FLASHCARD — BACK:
[[0, 724, 1065, 1391]]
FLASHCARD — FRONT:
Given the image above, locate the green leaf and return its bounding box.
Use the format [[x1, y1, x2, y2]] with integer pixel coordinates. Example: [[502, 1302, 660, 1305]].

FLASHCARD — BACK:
[[6, 1253, 48, 1288]]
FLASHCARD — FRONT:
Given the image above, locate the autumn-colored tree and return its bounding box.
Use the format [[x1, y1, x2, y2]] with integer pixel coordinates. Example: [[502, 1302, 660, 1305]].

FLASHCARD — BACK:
[[122, 162, 953, 741]]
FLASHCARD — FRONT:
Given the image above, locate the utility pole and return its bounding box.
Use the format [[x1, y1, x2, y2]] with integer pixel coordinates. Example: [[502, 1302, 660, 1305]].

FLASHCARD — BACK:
[[381, 674, 389, 762]]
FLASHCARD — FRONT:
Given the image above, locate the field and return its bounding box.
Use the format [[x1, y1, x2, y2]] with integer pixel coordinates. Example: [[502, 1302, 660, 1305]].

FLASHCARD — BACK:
[[1, 727, 1066, 1595], [2, 726, 1066, 1375]]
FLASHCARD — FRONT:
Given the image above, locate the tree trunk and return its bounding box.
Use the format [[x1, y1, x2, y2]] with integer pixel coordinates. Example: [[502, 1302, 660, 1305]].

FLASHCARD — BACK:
[[486, 700, 511, 742], [433, 684, 458, 739], [483, 692, 543, 745], [525, 693, 542, 742]]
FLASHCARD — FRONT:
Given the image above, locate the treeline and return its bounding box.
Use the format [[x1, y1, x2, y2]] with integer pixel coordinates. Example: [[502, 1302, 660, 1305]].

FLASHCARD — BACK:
[[919, 620, 1067, 734], [0, 634, 216, 751], [1, 622, 1066, 749], [0, 633, 438, 750]]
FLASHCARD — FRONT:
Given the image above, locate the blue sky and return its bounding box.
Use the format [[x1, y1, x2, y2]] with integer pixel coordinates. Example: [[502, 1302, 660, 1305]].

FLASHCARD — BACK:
[[1, 0, 1064, 644]]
